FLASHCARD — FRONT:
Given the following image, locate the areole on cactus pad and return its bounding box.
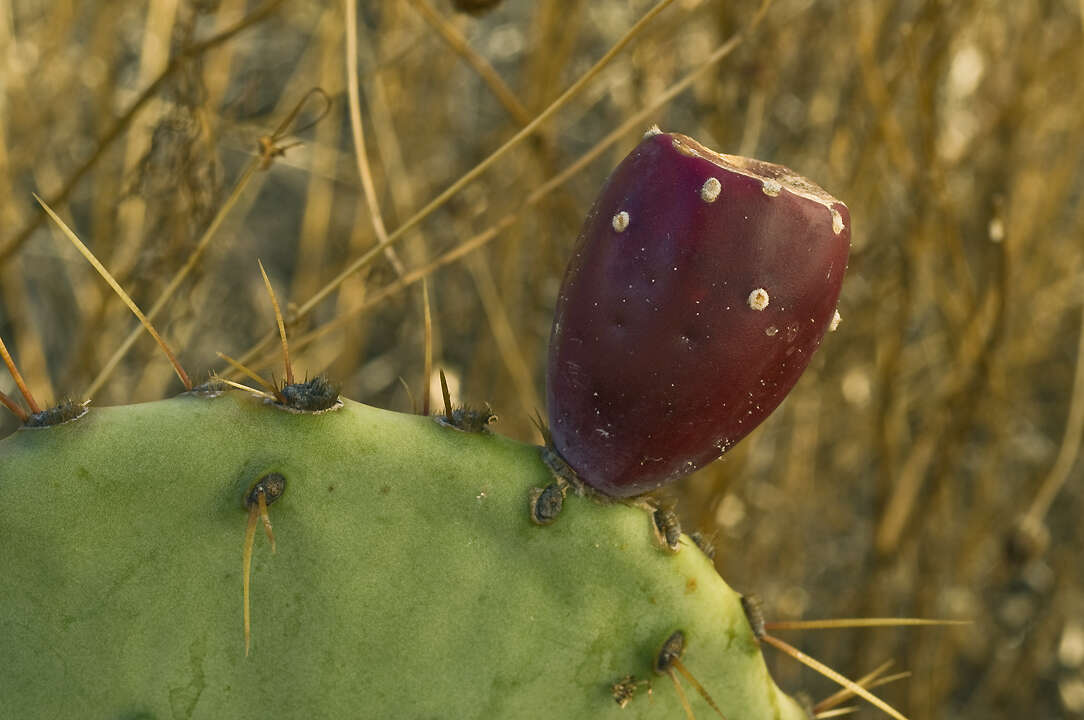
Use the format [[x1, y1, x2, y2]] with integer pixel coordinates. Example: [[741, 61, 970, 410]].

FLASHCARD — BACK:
[[547, 129, 850, 498]]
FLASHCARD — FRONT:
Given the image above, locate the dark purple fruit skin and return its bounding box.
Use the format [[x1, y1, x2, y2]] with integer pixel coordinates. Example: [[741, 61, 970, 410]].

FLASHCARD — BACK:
[[547, 131, 850, 498]]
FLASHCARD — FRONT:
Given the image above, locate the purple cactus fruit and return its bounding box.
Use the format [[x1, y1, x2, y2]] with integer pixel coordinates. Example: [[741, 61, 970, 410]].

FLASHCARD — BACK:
[[546, 129, 850, 498]]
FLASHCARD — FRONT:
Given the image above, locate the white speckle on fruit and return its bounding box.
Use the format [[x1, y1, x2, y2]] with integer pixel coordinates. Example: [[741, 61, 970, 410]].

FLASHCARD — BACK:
[[765, 325, 778, 337], [612, 211, 630, 232], [831, 208, 844, 235], [700, 177, 721, 203], [830, 309, 842, 332], [761, 179, 782, 197], [643, 124, 662, 138], [747, 288, 770, 311]]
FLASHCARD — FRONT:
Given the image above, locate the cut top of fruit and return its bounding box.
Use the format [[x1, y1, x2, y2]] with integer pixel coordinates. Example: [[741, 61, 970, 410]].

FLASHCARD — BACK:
[[546, 131, 850, 497]]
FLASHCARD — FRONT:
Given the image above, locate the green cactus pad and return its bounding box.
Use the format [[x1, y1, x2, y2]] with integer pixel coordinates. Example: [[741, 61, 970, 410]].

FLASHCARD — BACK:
[[0, 392, 807, 719]]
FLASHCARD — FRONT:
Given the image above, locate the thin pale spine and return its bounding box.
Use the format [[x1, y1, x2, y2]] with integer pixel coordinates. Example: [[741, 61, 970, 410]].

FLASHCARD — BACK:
[[814, 672, 912, 715], [242, 504, 259, 657], [671, 658, 726, 718], [216, 352, 283, 401], [0, 333, 41, 414], [35, 195, 193, 391], [257, 260, 294, 386], [0, 389, 28, 422], [668, 669, 697, 720], [814, 660, 894, 713], [761, 634, 908, 720], [257, 490, 276, 554], [217, 377, 279, 402]]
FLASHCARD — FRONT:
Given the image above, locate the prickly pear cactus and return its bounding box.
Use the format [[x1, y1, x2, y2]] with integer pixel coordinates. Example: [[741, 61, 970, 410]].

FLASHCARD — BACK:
[[0, 126, 855, 717], [0, 392, 809, 719]]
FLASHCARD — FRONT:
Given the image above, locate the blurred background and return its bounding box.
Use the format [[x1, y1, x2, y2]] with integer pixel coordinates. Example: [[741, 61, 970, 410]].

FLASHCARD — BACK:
[[1, 0, 1082, 717]]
